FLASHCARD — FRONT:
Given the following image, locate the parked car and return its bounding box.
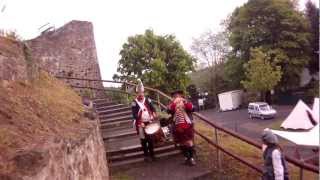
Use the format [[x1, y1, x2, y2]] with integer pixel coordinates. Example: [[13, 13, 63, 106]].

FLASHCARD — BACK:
[[248, 102, 277, 119]]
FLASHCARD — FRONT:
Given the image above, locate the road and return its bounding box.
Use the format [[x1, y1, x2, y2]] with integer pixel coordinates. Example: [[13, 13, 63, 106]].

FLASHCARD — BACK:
[[199, 105, 293, 138]]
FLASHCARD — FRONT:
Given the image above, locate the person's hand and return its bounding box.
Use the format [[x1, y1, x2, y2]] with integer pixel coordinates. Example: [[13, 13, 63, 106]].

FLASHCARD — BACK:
[[153, 112, 157, 118], [140, 123, 145, 128], [173, 97, 183, 104], [262, 144, 267, 152], [176, 100, 184, 109]]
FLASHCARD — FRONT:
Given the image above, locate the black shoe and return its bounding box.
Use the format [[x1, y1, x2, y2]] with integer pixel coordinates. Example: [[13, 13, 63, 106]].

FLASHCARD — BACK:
[[144, 156, 152, 162], [189, 158, 196, 166], [151, 156, 157, 162], [183, 158, 189, 165]]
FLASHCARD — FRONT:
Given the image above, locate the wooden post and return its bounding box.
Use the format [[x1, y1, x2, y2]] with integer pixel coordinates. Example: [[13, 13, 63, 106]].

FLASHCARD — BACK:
[[214, 127, 221, 170], [157, 92, 160, 109], [234, 115, 238, 132], [299, 168, 303, 180], [125, 83, 129, 104]]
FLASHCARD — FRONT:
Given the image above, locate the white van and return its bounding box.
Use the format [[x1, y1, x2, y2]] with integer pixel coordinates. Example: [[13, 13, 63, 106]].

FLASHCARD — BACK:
[[248, 102, 277, 119]]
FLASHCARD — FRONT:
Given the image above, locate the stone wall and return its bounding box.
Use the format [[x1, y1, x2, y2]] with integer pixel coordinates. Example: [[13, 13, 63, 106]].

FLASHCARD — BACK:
[[22, 121, 109, 180], [27, 20, 105, 97], [0, 37, 27, 81], [0, 120, 109, 180], [0, 21, 105, 97], [0, 21, 109, 179]]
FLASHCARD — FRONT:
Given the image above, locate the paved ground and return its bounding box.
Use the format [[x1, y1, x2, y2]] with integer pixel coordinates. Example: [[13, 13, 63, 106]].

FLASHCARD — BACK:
[[199, 105, 292, 138], [198, 105, 317, 159], [111, 154, 211, 180]]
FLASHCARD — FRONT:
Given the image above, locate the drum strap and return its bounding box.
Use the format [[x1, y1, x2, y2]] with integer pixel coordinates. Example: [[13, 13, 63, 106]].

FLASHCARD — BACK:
[[135, 97, 153, 122]]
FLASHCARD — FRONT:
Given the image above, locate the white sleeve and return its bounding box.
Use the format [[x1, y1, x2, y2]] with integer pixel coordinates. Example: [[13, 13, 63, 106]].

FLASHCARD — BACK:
[[272, 149, 284, 180]]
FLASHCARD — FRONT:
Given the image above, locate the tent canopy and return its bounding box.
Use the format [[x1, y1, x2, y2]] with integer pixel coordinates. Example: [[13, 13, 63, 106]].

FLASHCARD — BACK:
[[312, 98, 319, 122], [281, 100, 314, 130], [271, 125, 319, 147]]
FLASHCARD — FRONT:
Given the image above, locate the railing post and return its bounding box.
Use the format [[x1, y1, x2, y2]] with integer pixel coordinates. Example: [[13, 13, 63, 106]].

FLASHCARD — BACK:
[[124, 83, 129, 104], [299, 167, 303, 180], [214, 127, 221, 170], [157, 92, 160, 109]]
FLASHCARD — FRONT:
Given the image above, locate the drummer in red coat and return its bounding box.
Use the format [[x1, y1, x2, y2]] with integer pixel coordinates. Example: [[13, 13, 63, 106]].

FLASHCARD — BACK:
[[131, 79, 157, 161], [167, 90, 196, 166]]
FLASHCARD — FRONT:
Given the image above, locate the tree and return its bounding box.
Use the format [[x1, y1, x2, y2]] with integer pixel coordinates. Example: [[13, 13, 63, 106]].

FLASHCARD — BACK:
[[191, 31, 230, 67], [241, 48, 282, 101], [223, 54, 245, 90], [228, 0, 311, 90], [114, 29, 195, 93], [305, 0, 319, 74], [190, 30, 230, 106]]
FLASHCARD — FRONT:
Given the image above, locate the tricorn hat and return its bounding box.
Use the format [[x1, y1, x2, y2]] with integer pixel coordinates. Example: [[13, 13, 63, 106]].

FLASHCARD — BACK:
[[171, 90, 184, 96], [136, 79, 144, 93]]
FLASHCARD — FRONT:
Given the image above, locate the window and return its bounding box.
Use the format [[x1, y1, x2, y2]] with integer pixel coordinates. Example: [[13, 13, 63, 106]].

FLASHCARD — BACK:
[[259, 105, 269, 111]]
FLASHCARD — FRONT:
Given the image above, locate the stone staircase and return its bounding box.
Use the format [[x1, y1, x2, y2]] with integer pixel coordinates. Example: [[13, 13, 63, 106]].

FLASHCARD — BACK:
[[93, 98, 180, 168]]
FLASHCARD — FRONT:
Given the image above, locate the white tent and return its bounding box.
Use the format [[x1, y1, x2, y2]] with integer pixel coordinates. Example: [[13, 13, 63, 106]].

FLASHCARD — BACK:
[[281, 100, 314, 130], [312, 98, 319, 122], [270, 125, 319, 147]]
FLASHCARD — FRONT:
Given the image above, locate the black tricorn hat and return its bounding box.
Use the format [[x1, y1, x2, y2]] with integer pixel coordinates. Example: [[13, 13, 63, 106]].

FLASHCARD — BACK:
[[171, 90, 184, 96]]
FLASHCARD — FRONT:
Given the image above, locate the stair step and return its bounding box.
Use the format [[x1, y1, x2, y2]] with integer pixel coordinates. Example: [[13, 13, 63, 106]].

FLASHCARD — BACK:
[[100, 123, 134, 134], [93, 98, 110, 103], [104, 135, 140, 151], [94, 101, 117, 108], [100, 114, 133, 122], [109, 150, 181, 168], [100, 119, 133, 129], [97, 104, 128, 111], [102, 129, 137, 140], [109, 144, 178, 162], [107, 141, 176, 156], [98, 107, 131, 115], [98, 110, 132, 118]]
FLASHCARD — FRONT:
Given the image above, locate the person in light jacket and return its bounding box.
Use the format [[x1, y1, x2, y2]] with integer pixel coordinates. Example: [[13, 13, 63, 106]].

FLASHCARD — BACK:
[[261, 129, 289, 180]]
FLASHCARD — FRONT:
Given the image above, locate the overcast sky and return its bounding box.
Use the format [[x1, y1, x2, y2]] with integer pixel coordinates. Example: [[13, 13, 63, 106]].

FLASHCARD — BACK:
[[0, 0, 317, 80]]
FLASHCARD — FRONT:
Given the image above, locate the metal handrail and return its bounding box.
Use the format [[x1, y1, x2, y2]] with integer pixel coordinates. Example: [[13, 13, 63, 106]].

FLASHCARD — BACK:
[[56, 76, 319, 174], [194, 130, 263, 174], [192, 112, 319, 173]]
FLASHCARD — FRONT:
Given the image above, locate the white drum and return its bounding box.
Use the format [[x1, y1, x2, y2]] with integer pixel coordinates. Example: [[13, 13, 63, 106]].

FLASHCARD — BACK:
[[145, 123, 161, 135]]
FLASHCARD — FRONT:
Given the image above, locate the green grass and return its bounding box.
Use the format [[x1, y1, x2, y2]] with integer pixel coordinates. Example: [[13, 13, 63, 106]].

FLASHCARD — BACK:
[[267, 119, 284, 130], [111, 173, 134, 180]]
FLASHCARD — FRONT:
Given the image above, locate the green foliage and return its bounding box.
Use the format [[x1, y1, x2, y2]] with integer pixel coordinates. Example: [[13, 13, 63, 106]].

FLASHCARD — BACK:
[[81, 89, 94, 98], [190, 63, 228, 95], [23, 43, 39, 81], [186, 84, 198, 99], [191, 31, 230, 67], [104, 87, 132, 104], [114, 29, 195, 94], [306, 80, 319, 99], [223, 55, 245, 89], [241, 48, 282, 95], [0, 30, 22, 41], [228, 0, 311, 90], [305, 0, 319, 74]]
